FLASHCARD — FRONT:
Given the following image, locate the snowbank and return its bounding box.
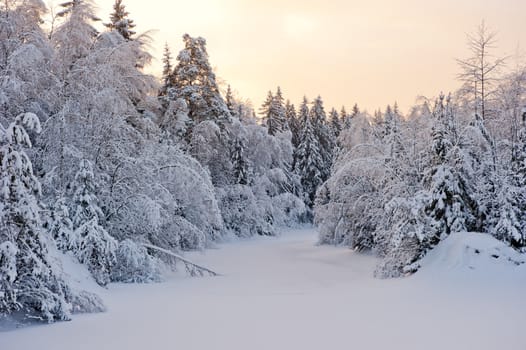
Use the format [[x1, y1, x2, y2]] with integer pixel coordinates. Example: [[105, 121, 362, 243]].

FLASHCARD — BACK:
[[418, 231, 525, 277]]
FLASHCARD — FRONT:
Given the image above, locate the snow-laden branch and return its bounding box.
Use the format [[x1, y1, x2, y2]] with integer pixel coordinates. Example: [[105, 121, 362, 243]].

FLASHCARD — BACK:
[[142, 243, 221, 277]]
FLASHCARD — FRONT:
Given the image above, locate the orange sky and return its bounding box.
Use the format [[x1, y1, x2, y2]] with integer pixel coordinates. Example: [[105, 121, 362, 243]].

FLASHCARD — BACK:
[[95, 0, 526, 114]]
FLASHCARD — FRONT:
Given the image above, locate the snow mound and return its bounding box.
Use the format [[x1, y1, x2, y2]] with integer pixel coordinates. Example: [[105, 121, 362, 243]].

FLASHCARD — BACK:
[[50, 248, 107, 314], [418, 232, 525, 275]]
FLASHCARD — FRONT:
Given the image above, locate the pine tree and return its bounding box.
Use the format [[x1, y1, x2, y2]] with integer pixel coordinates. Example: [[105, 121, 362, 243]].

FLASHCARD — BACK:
[[71, 160, 117, 286], [0, 113, 71, 322], [105, 0, 136, 40]]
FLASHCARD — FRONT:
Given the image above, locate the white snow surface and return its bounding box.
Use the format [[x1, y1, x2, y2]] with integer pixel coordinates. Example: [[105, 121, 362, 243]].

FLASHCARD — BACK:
[[2, 228, 525, 350]]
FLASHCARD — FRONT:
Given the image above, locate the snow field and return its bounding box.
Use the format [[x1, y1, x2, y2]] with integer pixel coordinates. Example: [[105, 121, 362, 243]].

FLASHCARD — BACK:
[[2, 228, 525, 350]]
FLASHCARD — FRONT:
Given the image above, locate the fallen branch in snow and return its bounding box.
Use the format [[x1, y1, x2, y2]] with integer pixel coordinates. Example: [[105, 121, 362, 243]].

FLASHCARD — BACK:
[[142, 243, 221, 277]]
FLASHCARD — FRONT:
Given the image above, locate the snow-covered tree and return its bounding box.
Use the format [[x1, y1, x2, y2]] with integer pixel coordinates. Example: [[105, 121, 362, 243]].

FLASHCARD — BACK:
[[71, 160, 117, 286], [296, 115, 323, 207], [53, 0, 100, 69], [260, 91, 278, 135], [159, 43, 173, 97], [159, 97, 191, 144], [274, 87, 288, 131], [105, 0, 136, 41], [225, 85, 238, 119], [0, 113, 71, 322], [329, 108, 342, 138], [422, 95, 478, 242], [170, 34, 231, 125], [285, 100, 300, 148], [456, 21, 506, 120], [259, 87, 287, 135], [217, 185, 274, 237], [111, 239, 162, 283], [47, 197, 77, 252], [485, 116, 526, 251], [0, 0, 55, 127], [231, 137, 248, 185], [309, 95, 334, 181]]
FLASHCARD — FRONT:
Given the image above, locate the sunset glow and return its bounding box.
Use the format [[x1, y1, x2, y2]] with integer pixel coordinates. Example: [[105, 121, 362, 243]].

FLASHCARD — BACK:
[[94, 0, 526, 112]]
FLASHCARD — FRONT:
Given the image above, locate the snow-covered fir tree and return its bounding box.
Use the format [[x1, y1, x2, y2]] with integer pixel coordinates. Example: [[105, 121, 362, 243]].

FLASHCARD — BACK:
[[274, 87, 288, 131], [296, 113, 324, 207], [169, 34, 231, 125], [71, 160, 117, 286], [47, 197, 76, 252], [159, 43, 173, 97], [231, 137, 249, 185], [225, 85, 238, 119], [422, 95, 478, 242], [329, 108, 342, 138], [285, 100, 300, 148], [0, 113, 71, 322], [309, 95, 334, 182], [104, 0, 136, 40]]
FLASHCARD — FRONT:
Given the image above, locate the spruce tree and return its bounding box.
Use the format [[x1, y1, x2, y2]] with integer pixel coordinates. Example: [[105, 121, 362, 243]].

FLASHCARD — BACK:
[[329, 108, 342, 138], [286, 100, 300, 148], [310, 96, 334, 181], [274, 86, 288, 131], [54, 0, 100, 68], [0, 113, 71, 322], [231, 137, 248, 185], [171, 34, 231, 125], [260, 91, 279, 135], [351, 104, 360, 118], [160, 43, 173, 97], [71, 160, 117, 286], [48, 197, 77, 252], [296, 116, 324, 207], [293, 96, 310, 171], [383, 104, 403, 160], [105, 0, 136, 40], [340, 106, 349, 129], [488, 117, 526, 251], [259, 87, 288, 135], [225, 85, 238, 119], [422, 95, 478, 246]]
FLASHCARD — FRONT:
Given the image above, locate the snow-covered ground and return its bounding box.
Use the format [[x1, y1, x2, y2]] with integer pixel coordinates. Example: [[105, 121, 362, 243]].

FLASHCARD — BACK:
[[2, 228, 525, 350]]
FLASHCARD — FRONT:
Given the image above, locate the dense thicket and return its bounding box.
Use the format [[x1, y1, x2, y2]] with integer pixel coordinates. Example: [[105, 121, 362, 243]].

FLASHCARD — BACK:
[[315, 28, 526, 277], [0, 0, 315, 322]]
